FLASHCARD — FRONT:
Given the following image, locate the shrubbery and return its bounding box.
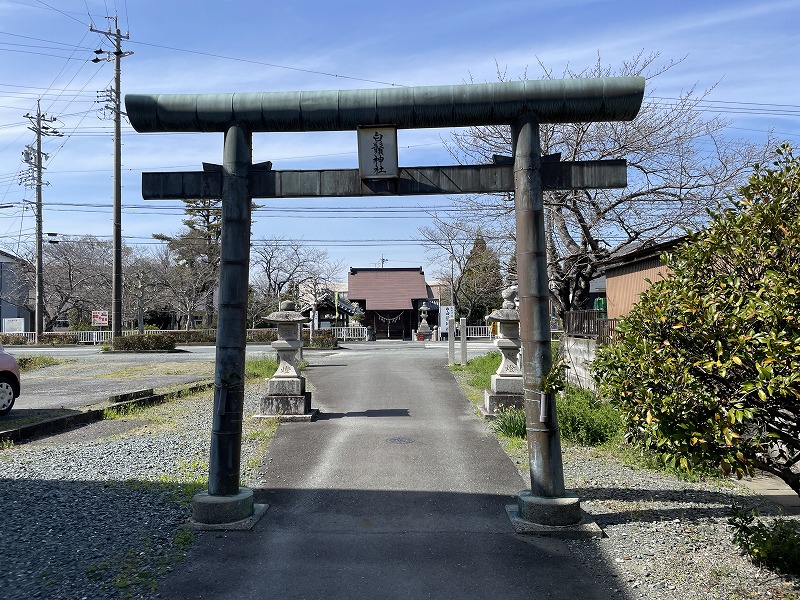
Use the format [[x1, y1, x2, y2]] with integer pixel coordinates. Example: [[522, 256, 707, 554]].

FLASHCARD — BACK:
[[592, 144, 800, 495], [248, 330, 278, 343], [161, 330, 216, 344], [729, 507, 800, 575], [112, 334, 176, 352], [305, 329, 337, 348], [0, 334, 33, 346], [557, 386, 623, 446], [491, 407, 527, 438], [40, 333, 82, 345]]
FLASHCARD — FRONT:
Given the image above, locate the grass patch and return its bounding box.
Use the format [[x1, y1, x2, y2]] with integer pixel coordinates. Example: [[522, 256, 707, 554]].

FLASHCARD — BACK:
[[449, 351, 501, 390], [16, 354, 64, 372], [242, 417, 279, 481], [557, 386, 623, 446], [245, 356, 279, 379], [86, 528, 197, 599]]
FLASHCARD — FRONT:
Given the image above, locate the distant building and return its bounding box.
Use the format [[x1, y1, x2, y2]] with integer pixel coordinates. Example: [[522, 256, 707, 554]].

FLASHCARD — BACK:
[[604, 237, 685, 319], [347, 267, 439, 340], [300, 290, 358, 329], [0, 250, 32, 332]]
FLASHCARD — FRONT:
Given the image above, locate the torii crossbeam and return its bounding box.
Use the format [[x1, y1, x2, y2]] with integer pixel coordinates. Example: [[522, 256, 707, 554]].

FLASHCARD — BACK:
[[126, 77, 644, 533]]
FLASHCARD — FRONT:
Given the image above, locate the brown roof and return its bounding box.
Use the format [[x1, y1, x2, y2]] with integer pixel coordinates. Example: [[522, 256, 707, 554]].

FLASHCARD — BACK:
[[348, 267, 428, 310]]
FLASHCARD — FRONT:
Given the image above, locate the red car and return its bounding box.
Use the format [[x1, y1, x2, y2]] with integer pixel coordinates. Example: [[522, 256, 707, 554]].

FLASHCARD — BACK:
[[0, 343, 21, 415]]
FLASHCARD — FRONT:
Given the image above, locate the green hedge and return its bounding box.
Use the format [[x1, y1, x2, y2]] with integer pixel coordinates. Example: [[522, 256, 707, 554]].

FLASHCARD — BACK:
[[40, 333, 82, 345], [0, 334, 34, 346], [112, 334, 176, 352], [305, 329, 338, 348], [247, 330, 278, 343]]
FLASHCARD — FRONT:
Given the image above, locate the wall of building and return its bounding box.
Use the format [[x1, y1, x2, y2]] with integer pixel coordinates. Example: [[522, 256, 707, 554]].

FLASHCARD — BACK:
[[560, 335, 597, 392], [605, 257, 670, 319]]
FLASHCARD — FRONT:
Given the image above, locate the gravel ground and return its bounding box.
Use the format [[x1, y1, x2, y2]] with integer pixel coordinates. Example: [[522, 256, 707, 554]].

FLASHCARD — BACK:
[[1, 376, 798, 599], [0, 382, 271, 600], [504, 442, 800, 599]]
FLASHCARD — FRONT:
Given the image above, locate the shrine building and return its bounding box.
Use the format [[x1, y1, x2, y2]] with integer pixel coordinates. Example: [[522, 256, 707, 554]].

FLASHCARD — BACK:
[[347, 267, 439, 340]]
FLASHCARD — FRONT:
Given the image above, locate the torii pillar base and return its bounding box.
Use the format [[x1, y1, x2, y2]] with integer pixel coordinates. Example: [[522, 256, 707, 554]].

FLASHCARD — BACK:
[[187, 488, 269, 531], [506, 490, 602, 539]]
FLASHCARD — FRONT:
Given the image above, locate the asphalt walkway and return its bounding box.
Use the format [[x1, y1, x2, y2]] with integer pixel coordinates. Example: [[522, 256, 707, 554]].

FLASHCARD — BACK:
[[155, 344, 616, 599]]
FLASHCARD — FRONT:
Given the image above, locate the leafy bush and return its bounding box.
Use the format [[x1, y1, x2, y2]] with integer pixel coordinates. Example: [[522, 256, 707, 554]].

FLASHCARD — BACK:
[[491, 408, 527, 438], [40, 333, 81, 345], [247, 330, 278, 343], [112, 334, 176, 352], [593, 144, 800, 495], [557, 386, 623, 446], [306, 329, 337, 348], [0, 334, 33, 346], [162, 330, 216, 344], [729, 506, 800, 575]]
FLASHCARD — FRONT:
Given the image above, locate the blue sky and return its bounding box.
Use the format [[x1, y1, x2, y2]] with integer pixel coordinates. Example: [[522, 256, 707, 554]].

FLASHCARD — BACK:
[[0, 0, 797, 282]]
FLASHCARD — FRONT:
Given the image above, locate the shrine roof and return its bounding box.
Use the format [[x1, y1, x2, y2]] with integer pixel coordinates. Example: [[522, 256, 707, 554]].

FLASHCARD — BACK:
[[347, 267, 429, 310]]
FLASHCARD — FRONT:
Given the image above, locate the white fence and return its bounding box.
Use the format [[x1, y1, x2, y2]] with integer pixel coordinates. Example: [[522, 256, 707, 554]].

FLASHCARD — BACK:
[[4, 324, 493, 345], [454, 325, 493, 339], [328, 326, 368, 341]]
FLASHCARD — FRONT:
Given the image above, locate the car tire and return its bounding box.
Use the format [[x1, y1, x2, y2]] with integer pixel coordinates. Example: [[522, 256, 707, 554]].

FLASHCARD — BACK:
[[0, 374, 16, 415]]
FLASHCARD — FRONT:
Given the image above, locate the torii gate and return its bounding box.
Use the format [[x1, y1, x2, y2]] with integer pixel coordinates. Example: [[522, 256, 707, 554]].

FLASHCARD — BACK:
[[126, 77, 644, 533]]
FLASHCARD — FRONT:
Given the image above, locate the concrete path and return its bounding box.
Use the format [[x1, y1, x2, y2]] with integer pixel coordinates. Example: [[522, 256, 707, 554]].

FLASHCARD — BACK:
[[156, 344, 617, 599]]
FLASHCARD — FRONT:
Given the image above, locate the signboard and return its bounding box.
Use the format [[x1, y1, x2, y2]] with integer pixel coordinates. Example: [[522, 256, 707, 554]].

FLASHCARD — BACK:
[[91, 310, 109, 327], [2, 318, 24, 333], [357, 126, 398, 179], [439, 305, 455, 332]]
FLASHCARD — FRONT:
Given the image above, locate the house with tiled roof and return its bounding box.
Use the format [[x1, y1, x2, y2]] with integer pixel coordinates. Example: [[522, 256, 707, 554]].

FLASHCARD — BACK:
[[347, 267, 439, 340]]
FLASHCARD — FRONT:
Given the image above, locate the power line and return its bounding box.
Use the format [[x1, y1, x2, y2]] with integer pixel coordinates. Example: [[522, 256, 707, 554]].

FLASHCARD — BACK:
[[127, 39, 406, 88]]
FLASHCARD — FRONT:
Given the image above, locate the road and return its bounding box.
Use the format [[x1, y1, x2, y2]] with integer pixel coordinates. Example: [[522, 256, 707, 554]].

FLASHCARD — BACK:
[[156, 342, 610, 600], [2, 341, 495, 422]]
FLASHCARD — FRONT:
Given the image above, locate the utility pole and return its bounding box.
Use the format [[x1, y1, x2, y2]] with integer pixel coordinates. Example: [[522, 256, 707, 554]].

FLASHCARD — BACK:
[[92, 16, 132, 339], [22, 99, 60, 343]]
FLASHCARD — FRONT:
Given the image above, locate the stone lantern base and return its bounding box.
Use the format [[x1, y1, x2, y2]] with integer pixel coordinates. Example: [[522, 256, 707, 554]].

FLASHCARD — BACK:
[[256, 392, 315, 422], [255, 377, 315, 421], [481, 390, 524, 418]]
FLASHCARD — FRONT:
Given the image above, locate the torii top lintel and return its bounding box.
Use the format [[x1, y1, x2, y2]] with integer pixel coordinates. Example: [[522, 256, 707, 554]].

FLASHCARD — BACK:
[[125, 77, 645, 134]]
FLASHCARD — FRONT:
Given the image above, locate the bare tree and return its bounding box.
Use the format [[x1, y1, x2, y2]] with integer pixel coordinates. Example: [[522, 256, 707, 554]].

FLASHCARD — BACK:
[[443, 52, 775, 317], [123, 248, 167, 333], [150, 244, 218, 330], [251, 238, 343, 312], [17, 236, 112, 330], [419, 217, 511, 319]]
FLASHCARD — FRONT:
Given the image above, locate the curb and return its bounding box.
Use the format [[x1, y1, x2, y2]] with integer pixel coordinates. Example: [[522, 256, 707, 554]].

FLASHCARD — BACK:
[[0, 380, 215, 445]]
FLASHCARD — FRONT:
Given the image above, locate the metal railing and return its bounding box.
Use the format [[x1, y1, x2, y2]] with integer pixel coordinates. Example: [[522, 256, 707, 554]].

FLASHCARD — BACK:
[[563, 310, 619, 344]]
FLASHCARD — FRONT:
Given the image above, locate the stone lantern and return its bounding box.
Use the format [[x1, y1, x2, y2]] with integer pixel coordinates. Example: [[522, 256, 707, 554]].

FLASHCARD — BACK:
[[417, 301, 432, 340], [255, 300, 316, 421], [482, 286, 523, 417]]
